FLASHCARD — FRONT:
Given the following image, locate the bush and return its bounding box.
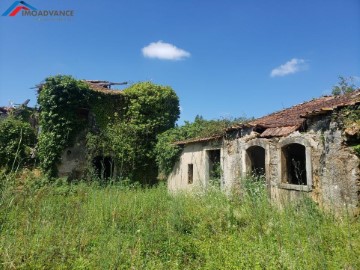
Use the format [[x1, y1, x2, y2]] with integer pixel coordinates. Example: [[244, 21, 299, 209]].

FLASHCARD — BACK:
[[0, 117, 36, 171]]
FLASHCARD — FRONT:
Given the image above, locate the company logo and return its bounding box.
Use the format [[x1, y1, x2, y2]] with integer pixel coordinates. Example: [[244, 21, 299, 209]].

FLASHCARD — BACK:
[[2, 1, 36, 16], [2, 1, 74, 19]]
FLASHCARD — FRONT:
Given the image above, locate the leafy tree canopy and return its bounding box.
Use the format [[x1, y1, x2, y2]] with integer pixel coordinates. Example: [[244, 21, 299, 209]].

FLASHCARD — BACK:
[[332, 76, 358, 95], [108, 82, 180, 183]]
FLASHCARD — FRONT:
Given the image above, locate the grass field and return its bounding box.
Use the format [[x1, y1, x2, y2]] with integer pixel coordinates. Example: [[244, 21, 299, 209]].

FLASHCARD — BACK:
[[0, 175, 359, 269]]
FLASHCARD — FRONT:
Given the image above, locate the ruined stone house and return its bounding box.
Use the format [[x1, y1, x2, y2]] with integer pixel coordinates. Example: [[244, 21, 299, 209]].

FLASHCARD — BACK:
[[168, 91, 360, 214], [54, 80, 127, 179]]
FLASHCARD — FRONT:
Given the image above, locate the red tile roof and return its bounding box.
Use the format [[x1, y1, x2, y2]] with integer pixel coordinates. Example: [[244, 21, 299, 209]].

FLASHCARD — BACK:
[[174, 135, 223, 145], [260, 126, 299, 137], [176, 90, 360, 143], [249, 90, 360, 129]]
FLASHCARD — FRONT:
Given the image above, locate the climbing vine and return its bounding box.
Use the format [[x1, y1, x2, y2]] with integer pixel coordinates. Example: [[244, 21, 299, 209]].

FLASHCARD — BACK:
[[37, 75, 91, 176], [37, 75, 180, 183]]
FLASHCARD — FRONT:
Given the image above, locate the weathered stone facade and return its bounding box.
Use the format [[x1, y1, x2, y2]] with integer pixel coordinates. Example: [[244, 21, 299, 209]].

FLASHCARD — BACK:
[[168, 92, 360, 215]]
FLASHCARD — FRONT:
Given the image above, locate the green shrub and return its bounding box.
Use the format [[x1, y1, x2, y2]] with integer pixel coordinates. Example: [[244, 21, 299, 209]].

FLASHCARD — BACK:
[[0, 117, 36, 171]]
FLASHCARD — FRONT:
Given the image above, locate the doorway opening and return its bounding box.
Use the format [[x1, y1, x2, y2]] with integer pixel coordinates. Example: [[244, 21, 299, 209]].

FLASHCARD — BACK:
[[207, 149, 221, 186], [92, 156, 114, 179]]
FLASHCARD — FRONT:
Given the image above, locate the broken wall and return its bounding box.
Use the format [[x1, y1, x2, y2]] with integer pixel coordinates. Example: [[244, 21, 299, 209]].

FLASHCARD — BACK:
[[168, 113, 359, 214]]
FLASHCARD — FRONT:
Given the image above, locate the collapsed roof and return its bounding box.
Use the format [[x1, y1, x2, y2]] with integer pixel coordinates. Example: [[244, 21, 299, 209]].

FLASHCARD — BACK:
[[176, 90, 360, 145], [36, 79, 127, 95], [82, 80, 127, 95]]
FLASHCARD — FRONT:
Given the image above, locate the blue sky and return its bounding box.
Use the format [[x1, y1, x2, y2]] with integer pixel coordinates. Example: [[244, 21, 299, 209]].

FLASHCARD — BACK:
[[0, 0, 359, 123]]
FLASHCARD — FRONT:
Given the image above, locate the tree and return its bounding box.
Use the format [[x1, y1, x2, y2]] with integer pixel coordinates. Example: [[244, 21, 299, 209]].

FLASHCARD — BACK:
[[332, 76, 357, 95], [110, 82, 180, 184]]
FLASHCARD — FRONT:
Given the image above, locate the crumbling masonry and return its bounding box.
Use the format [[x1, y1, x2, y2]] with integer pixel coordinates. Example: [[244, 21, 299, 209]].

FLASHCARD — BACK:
[[168, 91, 360, 214]]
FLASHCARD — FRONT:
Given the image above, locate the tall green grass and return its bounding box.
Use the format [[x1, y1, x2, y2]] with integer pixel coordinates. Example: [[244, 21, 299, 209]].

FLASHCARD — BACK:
[[0, 176, 359, 269]]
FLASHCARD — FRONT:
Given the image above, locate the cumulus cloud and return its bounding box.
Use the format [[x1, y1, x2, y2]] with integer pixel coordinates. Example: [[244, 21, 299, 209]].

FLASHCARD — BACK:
[[142, 41, 190, 60], [270, 58, 307, 77]]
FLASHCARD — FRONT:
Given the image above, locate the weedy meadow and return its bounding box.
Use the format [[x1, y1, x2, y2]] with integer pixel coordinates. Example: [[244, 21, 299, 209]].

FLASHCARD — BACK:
[[0, 172, 359, 269]]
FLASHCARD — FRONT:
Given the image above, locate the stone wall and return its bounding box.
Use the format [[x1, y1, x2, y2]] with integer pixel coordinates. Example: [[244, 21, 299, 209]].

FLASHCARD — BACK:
[[168, 113, 360, 214], [57, 133, 87, 180]]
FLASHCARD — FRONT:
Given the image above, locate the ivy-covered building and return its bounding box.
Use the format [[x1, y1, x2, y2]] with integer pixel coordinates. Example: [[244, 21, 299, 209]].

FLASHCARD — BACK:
[[36, 76, 180, 183], [168, 91, 360, 214]]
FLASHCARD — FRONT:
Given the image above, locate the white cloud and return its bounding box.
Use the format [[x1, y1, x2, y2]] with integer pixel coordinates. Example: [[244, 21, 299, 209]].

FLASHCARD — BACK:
[[270, 58, 307, 77], [142, 41, 190, 60]]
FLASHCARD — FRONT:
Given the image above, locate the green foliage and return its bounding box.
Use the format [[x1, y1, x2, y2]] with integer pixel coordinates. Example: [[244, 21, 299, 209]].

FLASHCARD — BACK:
[[89, 94, 125, 130], [332, 104, 360, 141], [0, 176, 359, 269], [0, 117, 36, 171], [104, 82, 180, 183], [37, 75, 91, 176], [352, 145, 360, 156], [332, 76, 357, 95], [36, 75, 178, 183], [342, 104, 360, 125], [155, 116, 250, 177], [123, 82, 180, 134], [105, 123, 138, 178], [84, 82, 180, 183], [209, 161, 221, 186]]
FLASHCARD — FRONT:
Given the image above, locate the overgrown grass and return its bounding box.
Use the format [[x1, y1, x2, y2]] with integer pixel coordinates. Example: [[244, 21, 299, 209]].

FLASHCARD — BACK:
[[0, 175, 359, 269]]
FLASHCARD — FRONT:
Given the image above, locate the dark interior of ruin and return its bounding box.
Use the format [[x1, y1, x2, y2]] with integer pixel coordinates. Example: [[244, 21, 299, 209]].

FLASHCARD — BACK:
[[282, 143, 307, 185], [246, 146, 266, 176], [208, 149, 221, 185], [188, 163, 193, 184], [92, 156, 114, 179]]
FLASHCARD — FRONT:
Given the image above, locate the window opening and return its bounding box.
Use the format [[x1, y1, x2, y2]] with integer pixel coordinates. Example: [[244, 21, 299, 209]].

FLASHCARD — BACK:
[[246, 146, 265, 177], [188, 164, 194, 184], [282, 144, 307, 185]]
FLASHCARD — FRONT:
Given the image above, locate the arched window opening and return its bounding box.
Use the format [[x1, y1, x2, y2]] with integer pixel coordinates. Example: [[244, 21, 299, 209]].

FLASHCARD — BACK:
[[92, 156, 114, 179], [281, 143, 307, 185], [246, 146, 265, 177]]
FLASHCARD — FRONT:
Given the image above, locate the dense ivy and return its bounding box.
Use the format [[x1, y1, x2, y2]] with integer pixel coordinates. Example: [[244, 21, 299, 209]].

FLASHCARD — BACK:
[[37, 76, 91, 176], [0, 117, 36, 171], [37, 75, 180, 183]]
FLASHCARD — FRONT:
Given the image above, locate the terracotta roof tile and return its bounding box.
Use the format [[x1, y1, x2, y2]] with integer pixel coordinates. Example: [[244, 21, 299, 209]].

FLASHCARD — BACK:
[[176, 90, 360, 144], [249, 90, 360, 128], [174, 135, 223, 145], [260, 126, 299, 137]]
